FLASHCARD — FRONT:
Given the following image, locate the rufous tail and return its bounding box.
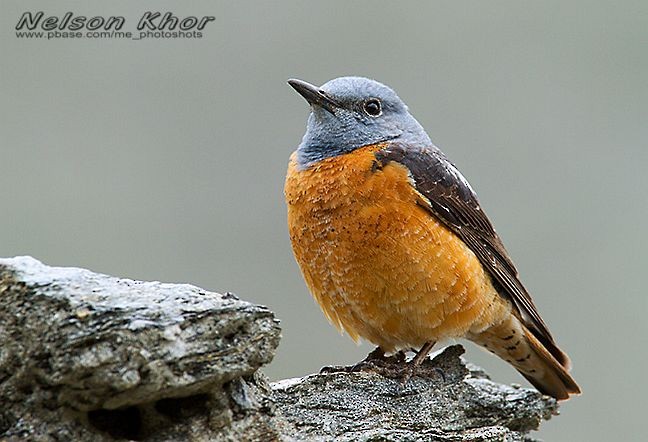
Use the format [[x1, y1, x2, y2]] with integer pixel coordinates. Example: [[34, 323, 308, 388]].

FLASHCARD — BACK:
[[469, 314, 581, 401]]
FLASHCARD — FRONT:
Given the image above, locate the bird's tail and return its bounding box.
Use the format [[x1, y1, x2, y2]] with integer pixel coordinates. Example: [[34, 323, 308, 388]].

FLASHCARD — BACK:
[[469, 314, 581, 401]]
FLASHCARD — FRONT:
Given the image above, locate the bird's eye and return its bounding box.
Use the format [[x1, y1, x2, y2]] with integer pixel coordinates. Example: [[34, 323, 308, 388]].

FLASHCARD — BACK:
[[363, 98, 382, 117]]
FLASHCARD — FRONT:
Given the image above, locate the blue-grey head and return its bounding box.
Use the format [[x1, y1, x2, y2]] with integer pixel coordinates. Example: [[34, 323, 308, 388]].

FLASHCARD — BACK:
[[288, 76, 431, 168]]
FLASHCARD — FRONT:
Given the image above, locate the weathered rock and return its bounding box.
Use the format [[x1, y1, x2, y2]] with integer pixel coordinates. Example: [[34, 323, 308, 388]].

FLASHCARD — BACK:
[[0, 257, 560, 441], [0, 256, 281, 440], [272, 345, 557, 441]]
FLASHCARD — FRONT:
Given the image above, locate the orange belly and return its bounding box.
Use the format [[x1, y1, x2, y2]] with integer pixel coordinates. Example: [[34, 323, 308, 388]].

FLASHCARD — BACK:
[[285, 144, 510, 352]]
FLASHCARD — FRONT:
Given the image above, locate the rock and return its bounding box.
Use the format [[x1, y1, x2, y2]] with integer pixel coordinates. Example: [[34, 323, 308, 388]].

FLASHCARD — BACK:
[[0, 256, 281, 441], [271, 345, 557, 441], [0, 257, 560, 441]]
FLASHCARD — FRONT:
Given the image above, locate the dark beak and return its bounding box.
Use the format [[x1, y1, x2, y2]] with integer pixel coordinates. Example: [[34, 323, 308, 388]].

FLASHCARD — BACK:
[[288, 79, 339, 114]]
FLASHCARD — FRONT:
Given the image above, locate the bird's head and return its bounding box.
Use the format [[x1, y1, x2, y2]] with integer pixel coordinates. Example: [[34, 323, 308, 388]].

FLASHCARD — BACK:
[[288, 76, 431, 168]]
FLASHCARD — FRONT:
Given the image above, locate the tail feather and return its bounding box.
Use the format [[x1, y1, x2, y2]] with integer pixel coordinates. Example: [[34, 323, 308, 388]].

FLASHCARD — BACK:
[[529, 322, 572, 371], [520, 327, 581, 400], [469, 314, 581, 401]]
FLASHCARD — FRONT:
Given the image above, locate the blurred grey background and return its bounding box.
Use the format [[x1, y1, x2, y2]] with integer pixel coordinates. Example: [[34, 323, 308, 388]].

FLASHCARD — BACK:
[[1, 1, 646, 440]]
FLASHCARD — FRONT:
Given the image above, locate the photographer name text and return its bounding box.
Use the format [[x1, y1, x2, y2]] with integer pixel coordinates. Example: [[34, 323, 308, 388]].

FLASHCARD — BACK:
[[15, 11, 216, 40]]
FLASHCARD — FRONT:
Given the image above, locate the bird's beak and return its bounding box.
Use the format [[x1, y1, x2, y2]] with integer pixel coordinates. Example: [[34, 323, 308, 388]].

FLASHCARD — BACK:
[[288, 79, 340, 114]]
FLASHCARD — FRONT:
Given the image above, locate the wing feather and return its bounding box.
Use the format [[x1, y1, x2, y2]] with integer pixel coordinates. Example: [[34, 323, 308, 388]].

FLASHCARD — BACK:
[[375, 143, 568, 366]]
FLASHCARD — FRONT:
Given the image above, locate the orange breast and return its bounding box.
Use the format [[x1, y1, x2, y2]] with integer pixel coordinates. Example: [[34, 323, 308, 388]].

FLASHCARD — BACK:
[[285, 144, 509, 352]]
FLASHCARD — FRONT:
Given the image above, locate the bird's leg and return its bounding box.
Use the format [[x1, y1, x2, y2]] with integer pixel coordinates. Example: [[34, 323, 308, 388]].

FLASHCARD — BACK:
[[411, 341, 437, 367], [400, 340, 437, 385]]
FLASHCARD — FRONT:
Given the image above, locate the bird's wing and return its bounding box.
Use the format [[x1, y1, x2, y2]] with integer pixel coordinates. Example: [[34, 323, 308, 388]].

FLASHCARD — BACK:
[[374, 142, 568, 366]]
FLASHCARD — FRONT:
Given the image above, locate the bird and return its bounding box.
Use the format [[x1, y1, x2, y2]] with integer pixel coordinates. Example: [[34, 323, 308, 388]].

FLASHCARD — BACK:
[[284, 76, 580, 400]]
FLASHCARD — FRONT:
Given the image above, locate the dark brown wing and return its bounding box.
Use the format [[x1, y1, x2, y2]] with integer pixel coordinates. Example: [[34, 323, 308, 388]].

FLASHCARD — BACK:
[[374, 142, 569, 367]]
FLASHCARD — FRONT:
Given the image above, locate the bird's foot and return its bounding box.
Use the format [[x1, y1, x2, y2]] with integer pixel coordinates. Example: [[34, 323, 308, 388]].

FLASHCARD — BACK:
[[398, 359, 446, 386], [319, 342, 446, 385]]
